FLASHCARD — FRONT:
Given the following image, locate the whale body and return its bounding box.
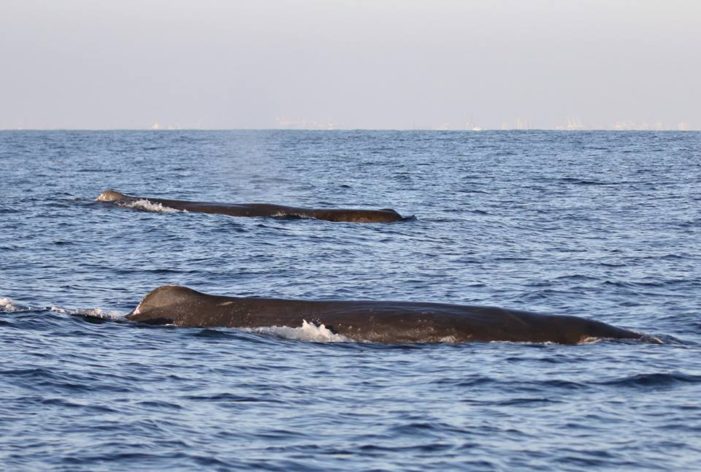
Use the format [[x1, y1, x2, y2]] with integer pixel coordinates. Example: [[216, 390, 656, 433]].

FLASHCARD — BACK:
[[126, 285, 649, 344], [96, 190, 408, 223]]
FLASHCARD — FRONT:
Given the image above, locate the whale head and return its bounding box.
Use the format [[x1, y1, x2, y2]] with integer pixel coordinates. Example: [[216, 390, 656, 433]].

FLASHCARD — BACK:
[[96, 189, 129, 202], [127, 285, 206, 324]]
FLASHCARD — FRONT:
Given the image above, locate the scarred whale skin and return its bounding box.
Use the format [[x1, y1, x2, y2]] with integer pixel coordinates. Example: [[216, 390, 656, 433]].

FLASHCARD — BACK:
[[96, 189, 407, 223], [126, 285, 649, 344]]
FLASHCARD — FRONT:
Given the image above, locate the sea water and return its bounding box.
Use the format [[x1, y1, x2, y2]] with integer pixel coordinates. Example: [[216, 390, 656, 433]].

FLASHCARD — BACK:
[[1, 130, 700, 470]]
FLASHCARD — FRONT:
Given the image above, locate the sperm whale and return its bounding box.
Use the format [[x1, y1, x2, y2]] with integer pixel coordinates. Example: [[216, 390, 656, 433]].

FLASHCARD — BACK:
[[126, 285, 650, 344], [96, 190, 408, 223]]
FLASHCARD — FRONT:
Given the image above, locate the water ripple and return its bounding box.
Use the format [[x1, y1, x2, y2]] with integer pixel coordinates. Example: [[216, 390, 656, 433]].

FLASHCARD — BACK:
[[1, 130, 700, 470]]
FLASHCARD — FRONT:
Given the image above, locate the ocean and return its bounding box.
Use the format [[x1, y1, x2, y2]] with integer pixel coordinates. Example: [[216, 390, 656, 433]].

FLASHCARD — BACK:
[[1, 130, 700, 470]]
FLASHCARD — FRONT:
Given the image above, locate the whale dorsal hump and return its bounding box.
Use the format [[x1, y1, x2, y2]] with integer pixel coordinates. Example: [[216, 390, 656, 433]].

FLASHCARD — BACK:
[[96, 189, 128, 202]]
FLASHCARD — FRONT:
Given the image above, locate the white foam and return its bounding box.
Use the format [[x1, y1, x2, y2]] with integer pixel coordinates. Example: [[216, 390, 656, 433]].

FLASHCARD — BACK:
[[271, 211, 309, 219], [121, 199, 179, 213], [0, 297, 24, 313], [49, 305, 124, 320], [76, 308, 125, 320], [578, 336, 603, 345], [49, 303, 124, 320], [247, 320, 352, 343]]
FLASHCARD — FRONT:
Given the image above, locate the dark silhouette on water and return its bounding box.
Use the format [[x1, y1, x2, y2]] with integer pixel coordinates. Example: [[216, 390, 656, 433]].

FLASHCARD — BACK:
[[127, 285, 652, 344], [96, 189, 408, 223]]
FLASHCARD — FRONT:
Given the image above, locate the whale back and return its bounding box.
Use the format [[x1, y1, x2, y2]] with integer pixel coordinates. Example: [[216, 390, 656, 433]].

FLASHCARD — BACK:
[[309, 208, 405, 223], [95, 189, 409, 222], [126, 285, 649, 344]]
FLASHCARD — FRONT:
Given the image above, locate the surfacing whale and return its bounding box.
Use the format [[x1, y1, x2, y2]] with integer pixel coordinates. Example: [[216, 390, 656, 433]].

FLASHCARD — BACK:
[[96, 190, 408, 223], [126, 285, 650, 344]]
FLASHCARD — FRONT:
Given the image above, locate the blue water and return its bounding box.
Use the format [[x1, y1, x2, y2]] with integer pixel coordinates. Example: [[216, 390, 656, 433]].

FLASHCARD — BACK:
[[1, 130, 700, 470]]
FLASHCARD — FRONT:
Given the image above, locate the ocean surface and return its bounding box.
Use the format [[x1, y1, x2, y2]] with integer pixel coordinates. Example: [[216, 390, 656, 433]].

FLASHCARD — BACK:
[[1, 130, 700, 471]]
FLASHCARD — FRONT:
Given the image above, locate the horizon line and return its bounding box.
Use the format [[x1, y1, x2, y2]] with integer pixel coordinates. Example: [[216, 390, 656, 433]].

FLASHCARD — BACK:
[[1, 127, 700, 132]]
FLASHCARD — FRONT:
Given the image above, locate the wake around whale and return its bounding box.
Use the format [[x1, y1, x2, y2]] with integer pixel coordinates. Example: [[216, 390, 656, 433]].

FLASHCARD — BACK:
[[96, 190, 408, 223], [126, 285, 651, 344]]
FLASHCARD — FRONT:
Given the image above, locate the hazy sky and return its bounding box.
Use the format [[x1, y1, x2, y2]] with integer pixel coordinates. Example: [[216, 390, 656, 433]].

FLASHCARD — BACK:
[[1, 0, 699, 130]]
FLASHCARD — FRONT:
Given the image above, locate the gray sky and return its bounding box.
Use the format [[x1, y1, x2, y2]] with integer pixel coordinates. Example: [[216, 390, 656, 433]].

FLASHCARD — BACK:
[[1, 0, 699, 130]]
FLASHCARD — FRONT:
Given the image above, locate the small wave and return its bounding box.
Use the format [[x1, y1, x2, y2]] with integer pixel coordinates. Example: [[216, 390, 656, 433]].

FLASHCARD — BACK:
[[120, 199, 179, 213], [246, 320, 352, 343], [599, 372, 701, 388], [582, 334, 664, 345], [557, 177, 624, 186], [50, 305, 124, 321], [1, 297, 123, 321], [74, 307, 125, 321]]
